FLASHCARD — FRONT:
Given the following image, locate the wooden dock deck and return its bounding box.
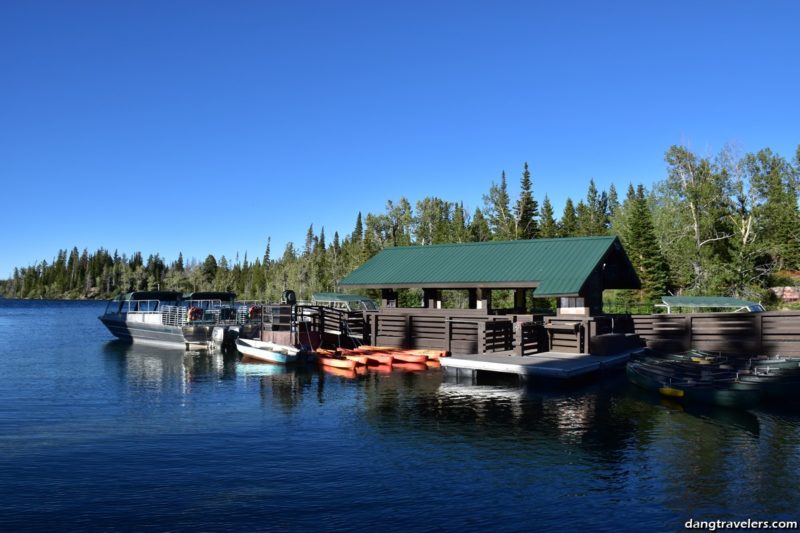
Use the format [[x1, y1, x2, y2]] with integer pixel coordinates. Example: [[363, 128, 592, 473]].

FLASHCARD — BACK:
[[440, 349, 639, 380]]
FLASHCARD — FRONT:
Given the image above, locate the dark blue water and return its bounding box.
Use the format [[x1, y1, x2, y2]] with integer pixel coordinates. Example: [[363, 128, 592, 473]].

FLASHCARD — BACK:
[[1, 300, 799, 532]]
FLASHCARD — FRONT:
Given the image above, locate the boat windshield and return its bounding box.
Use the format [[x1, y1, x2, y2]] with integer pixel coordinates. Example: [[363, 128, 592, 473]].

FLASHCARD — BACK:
[[105, 297, 124, 315]]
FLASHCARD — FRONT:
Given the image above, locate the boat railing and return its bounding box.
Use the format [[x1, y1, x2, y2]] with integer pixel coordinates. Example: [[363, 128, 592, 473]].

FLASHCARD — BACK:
[[161, 305, 188, 327]]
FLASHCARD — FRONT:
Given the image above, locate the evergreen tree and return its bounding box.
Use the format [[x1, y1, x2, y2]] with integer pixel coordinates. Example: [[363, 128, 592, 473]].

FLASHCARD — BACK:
[[559, 198, 577, 236], [624, 184, 670, 300], [201, 254, 217, 285], [539, 195, 558, 238], [514, 162, 539, 239], [263, 237, 271, 268], [608, 183, 620, 218], [451, 202, 470, 243], [469, 208, 491, 242], [577, 179, 609, 235], [353, 212, 363, 243]]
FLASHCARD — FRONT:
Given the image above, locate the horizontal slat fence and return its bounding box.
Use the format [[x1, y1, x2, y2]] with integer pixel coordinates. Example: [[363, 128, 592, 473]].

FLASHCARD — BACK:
[[366, 309, 547, 355], [630, 311, 800, 356]]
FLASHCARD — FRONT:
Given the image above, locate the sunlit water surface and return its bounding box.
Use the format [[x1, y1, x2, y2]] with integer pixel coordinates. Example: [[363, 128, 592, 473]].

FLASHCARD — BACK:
[[0, 300, 798, 531]]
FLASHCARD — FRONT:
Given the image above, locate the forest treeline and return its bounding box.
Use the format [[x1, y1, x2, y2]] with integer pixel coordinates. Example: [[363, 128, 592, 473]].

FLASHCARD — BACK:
[[2, 144, 799, 310]]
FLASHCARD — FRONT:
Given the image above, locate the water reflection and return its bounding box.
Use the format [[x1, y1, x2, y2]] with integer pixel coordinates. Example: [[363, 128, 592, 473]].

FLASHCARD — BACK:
[[236, 359, 316, 412], [102, 341, 239, 398], [351, 371, 800, 519]]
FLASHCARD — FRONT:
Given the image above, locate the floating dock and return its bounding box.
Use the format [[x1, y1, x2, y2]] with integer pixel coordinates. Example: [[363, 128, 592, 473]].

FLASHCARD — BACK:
[[440, 349, 640, 381]]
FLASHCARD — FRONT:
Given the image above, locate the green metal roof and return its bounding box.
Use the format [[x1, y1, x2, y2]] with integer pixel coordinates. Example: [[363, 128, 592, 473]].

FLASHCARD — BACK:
[[339, 236, 639, 296]]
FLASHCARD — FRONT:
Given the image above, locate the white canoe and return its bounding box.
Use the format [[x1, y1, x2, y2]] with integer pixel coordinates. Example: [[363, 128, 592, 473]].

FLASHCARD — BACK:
[[235, 338, 310, 364]]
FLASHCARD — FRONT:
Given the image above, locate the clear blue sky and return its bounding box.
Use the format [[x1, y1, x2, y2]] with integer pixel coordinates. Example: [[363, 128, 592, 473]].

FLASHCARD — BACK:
[[2, 1, 798, 277]]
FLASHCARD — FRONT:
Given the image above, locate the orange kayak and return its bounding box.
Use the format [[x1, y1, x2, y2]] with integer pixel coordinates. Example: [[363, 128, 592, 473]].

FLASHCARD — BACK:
[[392, 353, 428, 364], [365, 353, 393, 365], [343, 354, 369, 366], [425, 360, 441, 369], [402, 349, 449, 359], [354, 346, 448, 360], [355, 345, 398, 352], [318, 355, 357, 371]]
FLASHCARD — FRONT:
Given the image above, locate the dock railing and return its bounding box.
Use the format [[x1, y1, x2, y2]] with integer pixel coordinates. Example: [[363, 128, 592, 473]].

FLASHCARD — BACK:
[[295, 305, 367, 347], [365, 309, 548, 356]]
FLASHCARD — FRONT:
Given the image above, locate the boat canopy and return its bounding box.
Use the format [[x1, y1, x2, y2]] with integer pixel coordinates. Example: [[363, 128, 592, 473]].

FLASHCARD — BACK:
[[128, 291, 183, 301], [311, 292, 378, 311], [656, 296, 765, 313]]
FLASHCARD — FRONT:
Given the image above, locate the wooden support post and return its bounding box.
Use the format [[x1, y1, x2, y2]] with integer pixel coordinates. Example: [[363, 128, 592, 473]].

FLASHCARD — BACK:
[[514, 289, 526, 312], [468, 289, 477, 309], [477, 321, 486, 353], [475, 288, 491, 311], [371, 313, 378, 345], [422, 289, 440, 309], [445, 316, 452, 353], [381, 289, 398, 308], [515, 322, 523, 356]]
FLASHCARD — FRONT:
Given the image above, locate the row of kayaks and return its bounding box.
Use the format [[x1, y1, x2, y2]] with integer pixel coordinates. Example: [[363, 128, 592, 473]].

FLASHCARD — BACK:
[[627, 349, 800, 409], [235, 339, 446, 371]]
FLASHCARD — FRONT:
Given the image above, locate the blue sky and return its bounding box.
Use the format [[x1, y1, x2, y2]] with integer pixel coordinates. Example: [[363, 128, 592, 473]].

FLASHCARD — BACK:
[[1, 1, 798, 277]]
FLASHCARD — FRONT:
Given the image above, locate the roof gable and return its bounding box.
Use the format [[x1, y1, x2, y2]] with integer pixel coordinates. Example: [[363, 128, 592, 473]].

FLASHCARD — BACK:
[[339, 236, 640, 296]]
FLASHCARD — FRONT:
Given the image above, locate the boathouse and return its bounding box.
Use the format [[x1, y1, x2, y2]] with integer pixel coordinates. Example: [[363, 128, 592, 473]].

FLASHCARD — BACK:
[[339, 236, 641, 355]]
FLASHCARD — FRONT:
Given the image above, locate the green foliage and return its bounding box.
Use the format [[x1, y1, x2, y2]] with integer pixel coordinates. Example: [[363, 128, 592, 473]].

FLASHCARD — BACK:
[[559, 198, 578, 237], [620, 184, 671, 301], [484, 171, 515, 240], [514, 162, 539, 239], [4, 148, 798, 307], [539, 195, 558, 238]]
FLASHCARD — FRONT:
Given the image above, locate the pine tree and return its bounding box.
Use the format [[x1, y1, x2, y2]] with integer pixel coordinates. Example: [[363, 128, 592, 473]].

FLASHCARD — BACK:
[[451, 202, 469, 243], [608, 183, 620, 218], [625, 184, 670, 300], [353, 212, 363, 243], [304, 224, 315, 256], [469, 208, 491, 242], [559, 198, 577, 237], [202, 255, 217, 285], [514, 162, 539, 239], [539, 195, 558, 238]]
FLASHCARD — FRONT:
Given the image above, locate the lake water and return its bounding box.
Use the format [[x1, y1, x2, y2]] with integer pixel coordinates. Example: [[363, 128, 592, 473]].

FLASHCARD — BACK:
[[0, 300, 798, 532]]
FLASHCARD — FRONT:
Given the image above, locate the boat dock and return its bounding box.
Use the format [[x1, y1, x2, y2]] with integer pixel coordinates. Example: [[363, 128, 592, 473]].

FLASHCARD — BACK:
[[440, 349, 640, 381]]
